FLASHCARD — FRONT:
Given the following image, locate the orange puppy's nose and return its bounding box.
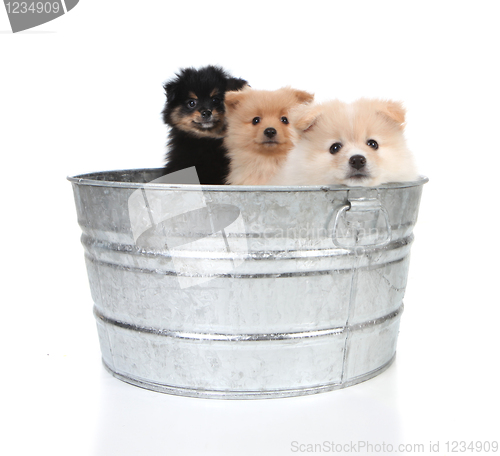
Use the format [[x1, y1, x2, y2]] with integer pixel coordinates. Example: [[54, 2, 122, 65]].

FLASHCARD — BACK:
[[264, 128, 277, 138]]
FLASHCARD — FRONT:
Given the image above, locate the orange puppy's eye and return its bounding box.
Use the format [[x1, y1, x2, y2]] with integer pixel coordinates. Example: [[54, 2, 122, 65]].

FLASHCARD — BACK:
[[252, 117, 261, 125], [281, 116, 289, 124], [367, 139, 379, 150]]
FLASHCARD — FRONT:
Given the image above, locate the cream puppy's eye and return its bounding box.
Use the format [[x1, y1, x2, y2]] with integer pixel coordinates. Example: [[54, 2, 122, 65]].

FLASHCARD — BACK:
[[367, 139, 379, 150], [330, 142, 343, 154], [252, 117, 261, 125], [281, 116, 289, 124]]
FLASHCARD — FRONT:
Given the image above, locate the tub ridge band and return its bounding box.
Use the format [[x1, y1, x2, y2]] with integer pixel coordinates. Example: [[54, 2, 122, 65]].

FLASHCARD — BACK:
[[93, 304, 404, 342], [101, 355, 397, 400]]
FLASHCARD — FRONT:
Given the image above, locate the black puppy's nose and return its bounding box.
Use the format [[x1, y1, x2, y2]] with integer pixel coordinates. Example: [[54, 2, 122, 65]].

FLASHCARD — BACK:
[[201, 109, 212, 119], [264, 128, 277, 138], [349, 155, 367, 170]]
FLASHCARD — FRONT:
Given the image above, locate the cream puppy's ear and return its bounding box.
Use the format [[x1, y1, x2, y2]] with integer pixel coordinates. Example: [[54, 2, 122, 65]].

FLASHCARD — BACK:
[[289, 103, 322, 133], [224, 89, 249, 112], [377, 100, 406, 128]]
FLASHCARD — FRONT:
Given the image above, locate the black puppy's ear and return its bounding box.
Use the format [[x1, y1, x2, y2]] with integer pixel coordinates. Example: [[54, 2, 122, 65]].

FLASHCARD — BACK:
[[164, 81, 178, 104], [226, 78, 249, 92]]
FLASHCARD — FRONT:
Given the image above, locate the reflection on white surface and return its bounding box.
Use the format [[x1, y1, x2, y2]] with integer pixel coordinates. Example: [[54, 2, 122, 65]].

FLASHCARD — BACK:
[[93, 363, 402, 456]]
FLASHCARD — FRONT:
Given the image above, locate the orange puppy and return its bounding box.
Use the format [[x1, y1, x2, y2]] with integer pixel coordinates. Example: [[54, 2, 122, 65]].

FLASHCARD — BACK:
[[224, 87, 314, 185]]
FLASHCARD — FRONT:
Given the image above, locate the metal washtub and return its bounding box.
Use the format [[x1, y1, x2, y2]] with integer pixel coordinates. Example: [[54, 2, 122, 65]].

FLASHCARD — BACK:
[[68, 168, 427, 399]]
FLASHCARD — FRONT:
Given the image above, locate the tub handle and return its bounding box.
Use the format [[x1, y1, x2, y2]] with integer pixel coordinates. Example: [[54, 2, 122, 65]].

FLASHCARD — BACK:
[[331, 198, 392, 248]]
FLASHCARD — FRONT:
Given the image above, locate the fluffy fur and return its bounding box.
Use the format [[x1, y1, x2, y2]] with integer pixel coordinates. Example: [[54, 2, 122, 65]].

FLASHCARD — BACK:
[[224, 87, 314, 185], [271, 98, 418, 186], [162, 65, 248, 184]]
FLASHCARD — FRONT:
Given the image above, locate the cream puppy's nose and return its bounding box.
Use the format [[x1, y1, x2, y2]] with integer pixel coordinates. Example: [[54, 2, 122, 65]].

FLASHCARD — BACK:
[[349, 154, 367, 170]]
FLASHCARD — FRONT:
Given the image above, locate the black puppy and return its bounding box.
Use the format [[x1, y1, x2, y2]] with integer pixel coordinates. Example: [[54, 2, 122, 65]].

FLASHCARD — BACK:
[[162, 65, 248, 184]]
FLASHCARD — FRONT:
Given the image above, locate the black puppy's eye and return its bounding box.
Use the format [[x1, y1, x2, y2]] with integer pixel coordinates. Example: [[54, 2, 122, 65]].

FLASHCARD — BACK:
[[252, 117, 261, 125], [187, 99, 197, 108], [281, 116, 289, 124], [330, 142, 343, 154], [212, 97, 221, 106], [367, 139, 379, 150]]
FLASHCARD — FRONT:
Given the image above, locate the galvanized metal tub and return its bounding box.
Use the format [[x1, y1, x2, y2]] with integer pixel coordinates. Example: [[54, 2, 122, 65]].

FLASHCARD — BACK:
[[68, 168, 427, 399]]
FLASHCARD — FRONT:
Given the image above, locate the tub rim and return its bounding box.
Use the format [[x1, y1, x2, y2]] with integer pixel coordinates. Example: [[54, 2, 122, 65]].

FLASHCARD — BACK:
[[67, 167, 428, 192]]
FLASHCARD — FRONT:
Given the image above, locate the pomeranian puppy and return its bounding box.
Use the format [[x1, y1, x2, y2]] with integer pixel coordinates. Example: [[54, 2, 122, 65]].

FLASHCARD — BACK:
[[224, 87, 314, 185], [162, 65, 248, 184], [271, 98, 418, 187]]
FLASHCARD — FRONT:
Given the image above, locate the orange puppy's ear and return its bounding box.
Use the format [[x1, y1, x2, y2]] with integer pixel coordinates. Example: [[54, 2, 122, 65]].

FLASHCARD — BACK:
[[290, 103, 322, 133], [292, 89, 314, 104], [378, 100, 406, 127], [224, 90, 248, 111]]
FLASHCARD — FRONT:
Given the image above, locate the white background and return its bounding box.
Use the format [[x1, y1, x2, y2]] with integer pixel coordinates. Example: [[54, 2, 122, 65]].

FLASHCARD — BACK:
[[1, 1, 499, 455]]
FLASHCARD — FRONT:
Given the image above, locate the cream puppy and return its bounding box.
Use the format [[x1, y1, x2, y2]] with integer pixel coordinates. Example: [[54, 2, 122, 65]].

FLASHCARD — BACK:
[[271, 98, 418, 186]]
